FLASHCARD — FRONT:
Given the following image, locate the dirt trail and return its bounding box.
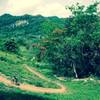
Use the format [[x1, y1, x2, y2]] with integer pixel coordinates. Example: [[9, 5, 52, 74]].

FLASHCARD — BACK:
[[0, 65, 66, 94], [24, 64, 48, 81]]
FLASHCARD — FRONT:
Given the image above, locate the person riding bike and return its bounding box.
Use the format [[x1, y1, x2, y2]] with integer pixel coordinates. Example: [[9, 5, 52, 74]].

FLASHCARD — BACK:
[[12, 76, 20, 86]]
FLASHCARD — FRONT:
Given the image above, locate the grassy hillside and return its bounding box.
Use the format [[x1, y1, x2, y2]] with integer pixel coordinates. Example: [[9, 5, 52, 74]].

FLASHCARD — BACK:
[[0, 46, 100, 100], [0, 13, 100, 100]]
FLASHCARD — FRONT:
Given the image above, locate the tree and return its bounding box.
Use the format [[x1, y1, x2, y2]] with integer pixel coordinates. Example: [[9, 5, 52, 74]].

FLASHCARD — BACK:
[[4, 39, 18, 53], [43, 2, 100, 78]]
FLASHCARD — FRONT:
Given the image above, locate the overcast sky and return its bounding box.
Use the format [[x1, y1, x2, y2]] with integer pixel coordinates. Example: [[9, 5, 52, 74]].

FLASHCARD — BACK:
[[0, 0, 98, 17]]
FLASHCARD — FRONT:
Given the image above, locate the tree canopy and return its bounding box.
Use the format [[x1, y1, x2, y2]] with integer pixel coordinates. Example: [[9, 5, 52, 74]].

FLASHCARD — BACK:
[[41, 2, 100, 78]]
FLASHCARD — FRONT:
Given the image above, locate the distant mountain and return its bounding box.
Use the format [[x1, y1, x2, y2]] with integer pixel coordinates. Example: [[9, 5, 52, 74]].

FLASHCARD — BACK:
[[0, 14, 65, 46]]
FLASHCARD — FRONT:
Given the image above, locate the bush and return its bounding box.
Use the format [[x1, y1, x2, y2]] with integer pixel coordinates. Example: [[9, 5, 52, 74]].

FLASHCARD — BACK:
[[4, 39, 19, 53]]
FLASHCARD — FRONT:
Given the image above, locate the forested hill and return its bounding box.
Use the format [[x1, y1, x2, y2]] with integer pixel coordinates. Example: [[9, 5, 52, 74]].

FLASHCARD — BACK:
[[0, 2, 100, 79], [0, 14, 65, 38]]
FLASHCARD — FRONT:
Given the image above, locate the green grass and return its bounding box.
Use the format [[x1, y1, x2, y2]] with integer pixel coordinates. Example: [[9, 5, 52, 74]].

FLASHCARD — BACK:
[[0, 50, 100, 100], [38, 80, 100, 100], [0, 50, 59, 88], [19, 61, 100, 100], [0, 51, 21, 63], [0, 61, 58, 88], [0, 80, 100, 100], [55, 80, 100, 100], [0, 83, 52, 100]]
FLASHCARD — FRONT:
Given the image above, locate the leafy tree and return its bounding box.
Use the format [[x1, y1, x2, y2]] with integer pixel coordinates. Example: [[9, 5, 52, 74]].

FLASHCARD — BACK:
[[4, 39, 18, 53], [43, 2, 100, 78]]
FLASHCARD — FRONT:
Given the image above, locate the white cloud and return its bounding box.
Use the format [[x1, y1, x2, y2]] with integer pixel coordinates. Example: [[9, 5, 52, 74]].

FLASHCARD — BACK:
[[5, 0, 73, 17], [0, 0, 96, 17], [33, 3, 70, 17], [6, 0, 43, 14]]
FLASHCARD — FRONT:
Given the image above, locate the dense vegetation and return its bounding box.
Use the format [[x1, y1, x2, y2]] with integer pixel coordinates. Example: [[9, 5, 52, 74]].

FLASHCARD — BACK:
[[40, 2, 100, 78], [0, 2, 100, 100], [0, 2, 100, 78]]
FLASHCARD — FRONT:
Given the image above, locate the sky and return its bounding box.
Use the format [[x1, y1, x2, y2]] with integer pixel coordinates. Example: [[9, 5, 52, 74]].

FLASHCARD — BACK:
[[0, 0, 98, 17]]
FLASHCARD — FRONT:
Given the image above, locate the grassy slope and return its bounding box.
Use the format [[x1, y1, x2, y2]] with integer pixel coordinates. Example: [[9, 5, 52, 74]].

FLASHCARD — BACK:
[[0, 79, 100, 100], [0, 49, 100, 100], [0, 50, 58, 88], [28, 62, 100, 100], [53, 80, 100, 100]]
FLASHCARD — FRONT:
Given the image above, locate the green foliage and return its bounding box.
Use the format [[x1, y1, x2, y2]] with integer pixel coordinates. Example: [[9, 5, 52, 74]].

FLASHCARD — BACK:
[[4, 39, 19, 53], [43, 2, 100, 78], [0, 3, 100, 99]]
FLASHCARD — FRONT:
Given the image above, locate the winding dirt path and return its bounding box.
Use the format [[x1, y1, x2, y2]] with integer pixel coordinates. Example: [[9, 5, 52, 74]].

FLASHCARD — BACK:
[[0, 65, 66, 94]]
